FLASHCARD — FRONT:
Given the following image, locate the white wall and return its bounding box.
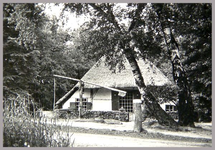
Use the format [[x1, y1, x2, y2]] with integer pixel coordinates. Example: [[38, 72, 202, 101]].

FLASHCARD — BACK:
[[160, 101, 176, 111], [62, 89, 92, 109], [92, 88, 112, 111], [62, 88, 112, 111], [62, 88, 175, 113]]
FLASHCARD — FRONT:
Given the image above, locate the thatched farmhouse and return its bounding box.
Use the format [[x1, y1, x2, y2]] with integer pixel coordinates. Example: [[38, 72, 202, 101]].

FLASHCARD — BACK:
[[56, 56, 177, 117]]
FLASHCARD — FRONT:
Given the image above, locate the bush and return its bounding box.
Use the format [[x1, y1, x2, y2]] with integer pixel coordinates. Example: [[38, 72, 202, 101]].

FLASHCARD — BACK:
[[3, 95, 74, 147], [57, 109, 129, 122]]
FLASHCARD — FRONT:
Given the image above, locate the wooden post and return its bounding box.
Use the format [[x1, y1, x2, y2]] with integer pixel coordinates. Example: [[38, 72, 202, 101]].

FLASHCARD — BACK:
[[133, 99, 143, 132], [78, 80, 84, 119], [53, 77, 56, 111]]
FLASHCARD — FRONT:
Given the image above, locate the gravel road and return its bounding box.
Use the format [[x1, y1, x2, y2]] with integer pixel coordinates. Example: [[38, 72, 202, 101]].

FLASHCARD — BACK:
[[70, 132, 211, 147], [45, 118, 212, 147]]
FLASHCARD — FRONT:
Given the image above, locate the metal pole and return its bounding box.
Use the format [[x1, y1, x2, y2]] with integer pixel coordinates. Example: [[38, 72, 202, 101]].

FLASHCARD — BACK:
[[53, 77, 56, 111]]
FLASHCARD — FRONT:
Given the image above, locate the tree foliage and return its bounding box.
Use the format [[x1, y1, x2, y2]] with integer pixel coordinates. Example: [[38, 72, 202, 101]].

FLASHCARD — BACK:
[[150, 3, 212, 122], [177, 4, 212, 121], [3, 3, 94, 110]]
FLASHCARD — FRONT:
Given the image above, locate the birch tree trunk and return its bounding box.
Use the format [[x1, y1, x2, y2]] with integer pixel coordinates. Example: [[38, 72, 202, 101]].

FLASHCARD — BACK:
[[124, 48, 178, 128], [154, 4, 195, 127], [171, 50, 195, 127], [166, 30, 195, 127], [171, 52, 195, 126]]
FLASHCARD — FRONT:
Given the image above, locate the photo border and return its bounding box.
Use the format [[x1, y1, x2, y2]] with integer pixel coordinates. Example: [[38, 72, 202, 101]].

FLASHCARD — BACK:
[[0, 0, 214, 150]]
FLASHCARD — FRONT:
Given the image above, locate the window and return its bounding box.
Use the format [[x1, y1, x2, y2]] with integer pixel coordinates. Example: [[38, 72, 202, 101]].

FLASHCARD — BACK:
[[76, 98, 87, 110], [119, 92, 133, 112], [165, 105, 177, 112]]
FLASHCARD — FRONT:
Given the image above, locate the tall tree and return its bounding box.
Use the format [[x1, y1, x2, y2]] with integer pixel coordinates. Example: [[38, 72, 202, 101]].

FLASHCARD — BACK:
[[62, 3, 178, 129], [177, 4, 212, 122], [150, 3, 212, 125], [3, 3, 46, 98], [3, 3, 78, 110]]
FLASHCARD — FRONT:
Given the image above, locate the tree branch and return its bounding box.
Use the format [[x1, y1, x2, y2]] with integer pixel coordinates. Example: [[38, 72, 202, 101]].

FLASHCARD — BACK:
[[128, 3, 146, 32], [89, 3, 121, 31]]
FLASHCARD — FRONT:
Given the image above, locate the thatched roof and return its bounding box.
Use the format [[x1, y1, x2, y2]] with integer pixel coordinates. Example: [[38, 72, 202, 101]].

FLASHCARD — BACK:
[[81, 56, 172, 88]]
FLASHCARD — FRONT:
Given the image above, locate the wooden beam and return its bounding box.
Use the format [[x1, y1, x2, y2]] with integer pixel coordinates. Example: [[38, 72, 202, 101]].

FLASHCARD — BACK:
[[53, 74, 127, 96], [53, 74, 80, 82], [78, 80, 84, 119]]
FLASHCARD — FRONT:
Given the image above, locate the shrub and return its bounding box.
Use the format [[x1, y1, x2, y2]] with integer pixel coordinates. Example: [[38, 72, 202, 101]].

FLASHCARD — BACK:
[[3, 94, 74, 147]]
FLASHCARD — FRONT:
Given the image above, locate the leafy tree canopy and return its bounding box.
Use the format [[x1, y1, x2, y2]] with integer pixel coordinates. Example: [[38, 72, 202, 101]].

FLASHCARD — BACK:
[[3, 3, 95, 110]]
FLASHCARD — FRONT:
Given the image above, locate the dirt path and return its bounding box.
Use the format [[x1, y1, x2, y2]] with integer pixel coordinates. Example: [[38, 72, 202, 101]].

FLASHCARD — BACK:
[[48, 118, 212, 139], [70, 133, 211, 147], [44, 118, 212, 147]]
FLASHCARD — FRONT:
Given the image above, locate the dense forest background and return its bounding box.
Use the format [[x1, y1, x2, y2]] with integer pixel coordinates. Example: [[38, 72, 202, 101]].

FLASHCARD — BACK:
[[3, 3, 96, 110], [3, 3, 211, 122]]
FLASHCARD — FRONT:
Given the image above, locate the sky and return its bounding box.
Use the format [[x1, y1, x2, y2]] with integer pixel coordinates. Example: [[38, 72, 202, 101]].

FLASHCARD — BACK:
[[43, 3, 131, 31], [43, 3, 88, 31]]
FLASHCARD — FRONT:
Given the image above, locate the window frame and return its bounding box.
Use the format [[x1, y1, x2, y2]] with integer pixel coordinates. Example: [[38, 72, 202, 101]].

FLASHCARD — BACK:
[[119, 92, 133, 112], [165, 104, 177, 112], [75, 98, 87, 110]]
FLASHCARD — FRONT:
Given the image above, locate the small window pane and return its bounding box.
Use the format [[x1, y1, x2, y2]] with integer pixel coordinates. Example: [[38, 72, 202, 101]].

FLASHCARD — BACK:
[[165, 105, 177, 112], [119, 92, 133, 112], [166, 105, 170, 111], [76, 98, 87, 110]]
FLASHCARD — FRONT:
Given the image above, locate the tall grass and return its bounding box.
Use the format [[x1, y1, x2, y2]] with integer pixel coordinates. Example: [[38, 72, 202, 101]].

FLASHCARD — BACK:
[[3, 94, 74, 147]]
